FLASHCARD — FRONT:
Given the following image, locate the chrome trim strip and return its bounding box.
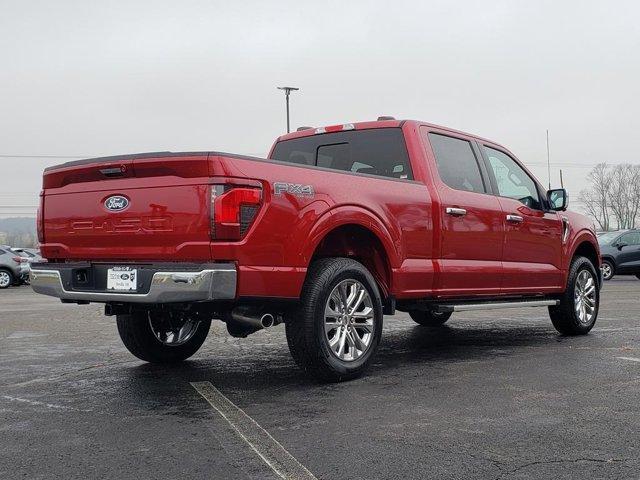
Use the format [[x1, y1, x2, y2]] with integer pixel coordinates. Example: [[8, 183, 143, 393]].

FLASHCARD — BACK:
[[30, 265, 237, 303], [436, 300, 559, 312]]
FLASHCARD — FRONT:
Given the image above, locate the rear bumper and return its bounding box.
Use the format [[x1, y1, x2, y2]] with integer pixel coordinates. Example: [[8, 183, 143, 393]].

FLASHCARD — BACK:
[[30, 262, 237, 304]]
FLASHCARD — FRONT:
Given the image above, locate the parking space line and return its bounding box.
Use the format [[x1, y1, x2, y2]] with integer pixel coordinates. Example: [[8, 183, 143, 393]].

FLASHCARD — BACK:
[[616, 356, 640, 363], [191, 381, 317, 480]]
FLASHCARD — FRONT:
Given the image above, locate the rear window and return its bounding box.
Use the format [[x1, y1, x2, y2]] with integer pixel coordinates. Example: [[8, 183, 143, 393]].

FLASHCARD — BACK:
[[270, 128, 413, 180], [428, 133, 486, 193]]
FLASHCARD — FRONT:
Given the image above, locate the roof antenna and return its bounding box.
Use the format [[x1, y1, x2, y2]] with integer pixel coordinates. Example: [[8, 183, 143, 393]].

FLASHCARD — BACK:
[[546, 129, 551, 190]]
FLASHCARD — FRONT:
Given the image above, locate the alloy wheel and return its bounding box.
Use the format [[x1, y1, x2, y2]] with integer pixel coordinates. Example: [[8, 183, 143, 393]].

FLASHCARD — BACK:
[[0, 271, 11, 288], [324, 279, 375, 362], [148, 312, 201, 346], [601, 262, 613, 280], [574, 269, 596, 324]]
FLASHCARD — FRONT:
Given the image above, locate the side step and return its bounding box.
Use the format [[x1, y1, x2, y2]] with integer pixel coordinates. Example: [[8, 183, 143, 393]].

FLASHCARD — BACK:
[[434, 299, 559, 313]]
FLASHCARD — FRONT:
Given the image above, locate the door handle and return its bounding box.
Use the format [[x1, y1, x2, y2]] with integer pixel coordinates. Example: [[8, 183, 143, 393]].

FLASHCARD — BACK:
[[445, 207, 467, 217], [506, 214, 524, 223]]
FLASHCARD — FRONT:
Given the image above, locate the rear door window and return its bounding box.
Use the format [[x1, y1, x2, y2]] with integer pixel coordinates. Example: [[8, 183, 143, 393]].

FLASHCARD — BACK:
[[427, 133, 486, 193], [270, 128, 413, 180]]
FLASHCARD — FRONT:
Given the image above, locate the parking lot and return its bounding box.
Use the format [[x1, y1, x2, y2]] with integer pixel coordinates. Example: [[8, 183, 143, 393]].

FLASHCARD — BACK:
[[0, 279, 638, 480]]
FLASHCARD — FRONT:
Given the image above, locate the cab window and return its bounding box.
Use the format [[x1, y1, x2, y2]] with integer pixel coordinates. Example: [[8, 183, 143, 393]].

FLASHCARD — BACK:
[[428, 133, 486, 193], [484, 146, 541, 210], [270, 128, 413, 180]]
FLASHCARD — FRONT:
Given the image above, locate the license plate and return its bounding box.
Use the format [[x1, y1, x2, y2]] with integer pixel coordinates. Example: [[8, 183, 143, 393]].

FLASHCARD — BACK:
[[107, 266, 137, 292]]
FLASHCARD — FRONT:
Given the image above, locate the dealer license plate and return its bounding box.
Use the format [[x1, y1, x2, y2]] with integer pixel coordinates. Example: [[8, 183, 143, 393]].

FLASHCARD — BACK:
[[107, 266, 137, 292]]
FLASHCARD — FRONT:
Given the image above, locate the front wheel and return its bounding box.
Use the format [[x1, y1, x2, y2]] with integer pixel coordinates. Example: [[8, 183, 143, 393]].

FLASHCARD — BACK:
[[601, 260, 614, 281], [285, 258, 383, 382], [549, 256, 599, 335], [116, 310, 211, 363]]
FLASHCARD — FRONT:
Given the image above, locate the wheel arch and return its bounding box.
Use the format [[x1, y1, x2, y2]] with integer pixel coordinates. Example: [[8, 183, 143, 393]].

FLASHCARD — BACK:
[[304, 208, 399, 299], [569, 235, 600, 270]]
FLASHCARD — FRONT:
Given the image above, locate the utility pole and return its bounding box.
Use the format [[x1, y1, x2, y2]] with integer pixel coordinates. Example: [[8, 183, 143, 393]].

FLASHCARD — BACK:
[[546, 129, 551, 190], [277, 86, 299, 133], [559, 169, 564, 189]]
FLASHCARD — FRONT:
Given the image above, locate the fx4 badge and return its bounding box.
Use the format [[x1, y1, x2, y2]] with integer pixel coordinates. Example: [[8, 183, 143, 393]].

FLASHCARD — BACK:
[[273, 182, 315, 197]]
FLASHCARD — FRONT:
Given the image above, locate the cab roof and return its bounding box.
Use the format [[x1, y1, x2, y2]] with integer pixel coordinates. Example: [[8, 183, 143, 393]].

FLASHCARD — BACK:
[[276, 119, 496, 145]]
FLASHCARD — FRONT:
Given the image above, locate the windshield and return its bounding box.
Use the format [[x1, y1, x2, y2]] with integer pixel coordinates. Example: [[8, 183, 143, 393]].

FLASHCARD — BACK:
[[598, 232, 622, 245]]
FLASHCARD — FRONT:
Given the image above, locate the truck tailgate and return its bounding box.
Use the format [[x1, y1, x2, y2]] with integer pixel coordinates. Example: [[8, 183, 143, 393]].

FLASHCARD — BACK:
[[41, 153, 212, 261]]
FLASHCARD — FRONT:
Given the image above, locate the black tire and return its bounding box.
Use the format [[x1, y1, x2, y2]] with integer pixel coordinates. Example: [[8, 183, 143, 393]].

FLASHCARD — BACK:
[[409, 309, 452, 326], [285, 258, 383, 382], [116, 310, 211, 363], [601, 260, 614, 281], [549, 256, 599, 335], [0, 269, 14, 289]]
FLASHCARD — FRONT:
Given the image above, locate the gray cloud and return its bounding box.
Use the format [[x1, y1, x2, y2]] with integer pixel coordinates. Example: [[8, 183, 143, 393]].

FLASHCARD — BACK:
[[1, 0, 639, 216]]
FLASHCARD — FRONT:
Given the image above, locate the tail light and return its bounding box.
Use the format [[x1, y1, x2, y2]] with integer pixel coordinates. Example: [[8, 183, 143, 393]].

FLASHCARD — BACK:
[[37, 191, 44, 243], [13, 257, 27, 264], [211, 184, 262, 240]]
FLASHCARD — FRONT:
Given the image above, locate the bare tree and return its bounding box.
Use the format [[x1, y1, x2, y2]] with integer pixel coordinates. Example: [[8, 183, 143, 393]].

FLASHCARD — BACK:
[[608, 164, 640, 229], [580, 163, 640, 230], [579, 163, 611, 231]]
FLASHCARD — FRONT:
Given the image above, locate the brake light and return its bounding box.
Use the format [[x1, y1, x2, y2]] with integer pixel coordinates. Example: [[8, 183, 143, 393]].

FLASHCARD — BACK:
[[37, 191, 44, 243], [315, 123, 355, 134], [13, 257, 26, 264], [211, 185, 262, 240]]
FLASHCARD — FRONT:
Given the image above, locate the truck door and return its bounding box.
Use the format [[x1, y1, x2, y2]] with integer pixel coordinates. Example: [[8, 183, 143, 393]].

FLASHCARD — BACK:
[[422, 129, 504, 296], [479, 144, 563, 292]]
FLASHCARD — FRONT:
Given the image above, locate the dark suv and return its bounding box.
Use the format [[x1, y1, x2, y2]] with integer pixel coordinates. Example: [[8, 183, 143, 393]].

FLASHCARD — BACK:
[[598, 230, 640, 280]]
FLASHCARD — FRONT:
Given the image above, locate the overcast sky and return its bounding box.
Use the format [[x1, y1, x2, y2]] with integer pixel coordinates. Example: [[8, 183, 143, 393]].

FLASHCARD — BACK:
[[1, 0, 639, 217]]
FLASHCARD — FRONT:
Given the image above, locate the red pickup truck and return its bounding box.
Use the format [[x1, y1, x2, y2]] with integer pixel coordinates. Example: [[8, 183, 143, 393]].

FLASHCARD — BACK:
[[31, 118, 601, 381]]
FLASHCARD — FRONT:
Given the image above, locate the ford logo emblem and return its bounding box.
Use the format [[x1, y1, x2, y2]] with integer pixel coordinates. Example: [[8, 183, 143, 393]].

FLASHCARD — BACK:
[[104, 195, 129, 212]]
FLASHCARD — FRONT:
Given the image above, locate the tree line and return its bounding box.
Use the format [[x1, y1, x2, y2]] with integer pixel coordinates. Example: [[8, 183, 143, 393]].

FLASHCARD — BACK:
[[579, 163, 640, 231]]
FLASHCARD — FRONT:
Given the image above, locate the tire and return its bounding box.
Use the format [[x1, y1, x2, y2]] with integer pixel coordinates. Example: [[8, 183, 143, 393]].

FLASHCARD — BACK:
[[601, 260, 614, 281], [116, 310, 211, 363], [549, 256, 599, 335], [0, 269, 14, 289], [409, 309, 452, 326], [285, 257, 383, 382]]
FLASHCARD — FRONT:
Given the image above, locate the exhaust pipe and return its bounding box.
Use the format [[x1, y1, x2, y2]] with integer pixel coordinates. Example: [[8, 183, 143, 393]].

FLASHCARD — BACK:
[[229, 306, 276, 331]]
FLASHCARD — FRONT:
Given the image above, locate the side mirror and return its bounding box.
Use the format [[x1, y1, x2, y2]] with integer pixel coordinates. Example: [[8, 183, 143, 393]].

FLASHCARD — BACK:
[[616, 243, 628, 250], [547, 188, 567, 211]]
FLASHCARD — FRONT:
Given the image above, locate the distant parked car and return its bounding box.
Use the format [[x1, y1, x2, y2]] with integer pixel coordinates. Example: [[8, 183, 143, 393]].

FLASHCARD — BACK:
[[12, 247, 44, 264], [0, 247, 29, 288], [11, 248, 42, 284], [598, 230, 640, 280]]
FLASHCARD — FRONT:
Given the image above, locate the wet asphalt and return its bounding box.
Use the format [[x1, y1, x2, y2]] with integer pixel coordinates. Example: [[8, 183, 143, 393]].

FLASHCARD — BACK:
[[1, 278, 639, 480]]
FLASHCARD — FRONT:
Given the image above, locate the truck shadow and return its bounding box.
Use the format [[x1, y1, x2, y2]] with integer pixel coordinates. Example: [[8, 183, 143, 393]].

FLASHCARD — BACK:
[[118, 320, 582, 412]]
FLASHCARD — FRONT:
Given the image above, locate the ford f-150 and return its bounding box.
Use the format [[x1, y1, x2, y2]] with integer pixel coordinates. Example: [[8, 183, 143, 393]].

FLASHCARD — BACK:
[[30, 118, 601, 381]]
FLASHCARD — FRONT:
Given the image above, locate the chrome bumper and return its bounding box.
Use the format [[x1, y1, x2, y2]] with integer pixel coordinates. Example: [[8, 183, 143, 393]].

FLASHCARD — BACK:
[[30, 264, 237, 304]]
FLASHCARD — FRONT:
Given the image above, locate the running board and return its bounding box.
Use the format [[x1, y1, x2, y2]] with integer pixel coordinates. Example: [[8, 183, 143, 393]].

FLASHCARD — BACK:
[[434, 299, 559, 313]]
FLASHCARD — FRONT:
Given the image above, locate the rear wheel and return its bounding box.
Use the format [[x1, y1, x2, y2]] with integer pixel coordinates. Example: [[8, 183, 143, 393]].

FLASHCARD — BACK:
[[285, 258, 383, 382], [116, 310, 210, 363], [601, 260, 614, 281], [549, 256, 599, 335], [409, 309, 452, 326], [0, 269, 14, 289]]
